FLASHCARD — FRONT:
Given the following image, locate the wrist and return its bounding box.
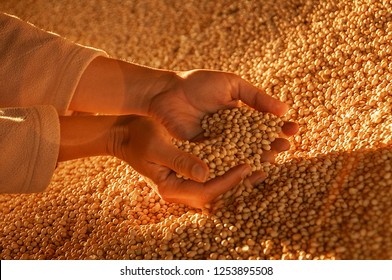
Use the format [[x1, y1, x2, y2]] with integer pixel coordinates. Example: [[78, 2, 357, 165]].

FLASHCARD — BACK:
[[58, 115, 117, 162], [70, 56, 178, 116], [105, 115, 135, 159]]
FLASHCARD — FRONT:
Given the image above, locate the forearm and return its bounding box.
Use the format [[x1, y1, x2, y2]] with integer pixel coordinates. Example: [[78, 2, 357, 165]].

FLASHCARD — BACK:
[[69, 56, 177, 115], [58, 115, 118, 162]]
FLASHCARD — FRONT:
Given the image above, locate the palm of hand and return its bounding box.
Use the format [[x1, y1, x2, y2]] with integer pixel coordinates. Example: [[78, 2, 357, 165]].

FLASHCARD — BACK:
[[149, 70, 240, 140]]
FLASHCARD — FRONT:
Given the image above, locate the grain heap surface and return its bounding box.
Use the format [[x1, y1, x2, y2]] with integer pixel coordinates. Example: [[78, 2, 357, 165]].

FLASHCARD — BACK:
[[0, 0, 391, 260]]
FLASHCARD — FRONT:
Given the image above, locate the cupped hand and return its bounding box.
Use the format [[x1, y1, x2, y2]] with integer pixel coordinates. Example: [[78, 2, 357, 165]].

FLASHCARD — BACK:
[[109, 116, 293, 209], [148, 69, 297, 140]]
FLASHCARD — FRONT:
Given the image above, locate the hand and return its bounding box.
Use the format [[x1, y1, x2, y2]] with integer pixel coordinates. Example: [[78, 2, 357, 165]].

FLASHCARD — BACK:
[[72, 58, 298, 141], [148, 69, 298, 140], [108, 116, 269, 208], [58, 113, 294, 209]]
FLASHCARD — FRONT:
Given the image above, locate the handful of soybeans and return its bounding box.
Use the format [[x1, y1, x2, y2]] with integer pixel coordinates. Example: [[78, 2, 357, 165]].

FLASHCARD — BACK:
[[173, 106, 285, 180]]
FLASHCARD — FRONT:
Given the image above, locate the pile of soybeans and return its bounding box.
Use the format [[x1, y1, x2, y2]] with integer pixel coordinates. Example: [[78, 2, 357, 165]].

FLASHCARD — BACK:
[[1, 0, 391, 260]]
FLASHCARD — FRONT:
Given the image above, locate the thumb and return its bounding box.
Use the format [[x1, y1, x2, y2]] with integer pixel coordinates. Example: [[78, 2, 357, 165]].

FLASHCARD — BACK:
[[156, 144, 209, 182]]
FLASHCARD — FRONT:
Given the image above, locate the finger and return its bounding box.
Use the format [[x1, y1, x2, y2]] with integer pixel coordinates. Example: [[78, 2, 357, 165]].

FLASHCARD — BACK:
[[200, 164, 253, 207], [160, 164, 252, 208], [270, 138, 291, 153], [204, 164, 252, 199], [235, 78, 289, 116], [281, 121, 299, 137], [191, 131, 208, 142], [155, 143, 209, 182], [184, 164, 252, 203], [244, 170, 267, 186], [260, 151, 277, 163]]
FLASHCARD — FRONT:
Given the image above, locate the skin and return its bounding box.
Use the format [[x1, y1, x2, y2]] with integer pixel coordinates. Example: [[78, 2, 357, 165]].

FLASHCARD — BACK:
[[61, 56, 299, 208]]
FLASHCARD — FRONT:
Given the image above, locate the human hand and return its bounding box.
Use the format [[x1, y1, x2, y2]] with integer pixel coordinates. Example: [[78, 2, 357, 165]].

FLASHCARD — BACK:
[[58, 112, 293, 208], [108, 115, 271, 208], [72, 58, 298, 141], [148, 69, 298, 141]]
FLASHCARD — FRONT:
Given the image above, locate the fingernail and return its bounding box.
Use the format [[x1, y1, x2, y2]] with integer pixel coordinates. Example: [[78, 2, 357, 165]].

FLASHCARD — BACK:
[[281, 103, 289, 115], [192, 164, 208, 182], [243, 178, 252, 188], [241, 166, 251, 179], [255, 174, 267, 185]]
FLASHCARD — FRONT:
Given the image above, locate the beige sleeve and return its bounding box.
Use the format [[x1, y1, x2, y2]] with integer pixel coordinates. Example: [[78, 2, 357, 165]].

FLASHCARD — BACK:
[[0, 13, 108, 193], [0, 13, 107, 115], [0, 106, 59, 193]]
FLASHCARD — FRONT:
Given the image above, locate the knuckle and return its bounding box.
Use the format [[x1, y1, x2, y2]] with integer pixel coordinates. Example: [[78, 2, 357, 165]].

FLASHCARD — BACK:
[[199, 188, 215, 205], [171, 154, 187, 172]]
